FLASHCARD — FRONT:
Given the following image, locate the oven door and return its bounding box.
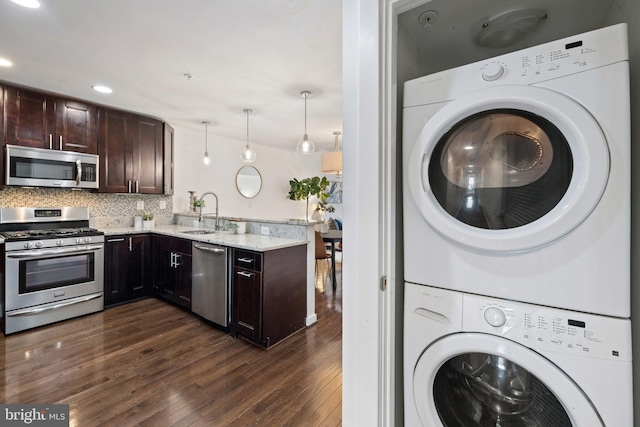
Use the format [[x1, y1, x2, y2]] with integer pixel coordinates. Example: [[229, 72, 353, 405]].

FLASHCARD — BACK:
[[5, 243, 104, 312]]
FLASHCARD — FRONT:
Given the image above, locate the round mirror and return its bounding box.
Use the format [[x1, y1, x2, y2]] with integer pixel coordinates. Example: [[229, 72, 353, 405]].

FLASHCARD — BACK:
[[236, 166, 262, 198]]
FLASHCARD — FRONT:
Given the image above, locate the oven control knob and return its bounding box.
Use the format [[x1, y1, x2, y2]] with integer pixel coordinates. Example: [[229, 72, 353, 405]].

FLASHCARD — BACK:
[[34, 241, 43, 248], [484, 307, 506, 327], [75, 238, 82, 244], [24, 242, 33, 249], [56, 239, 64, 246], [85, 237, 91, 243]]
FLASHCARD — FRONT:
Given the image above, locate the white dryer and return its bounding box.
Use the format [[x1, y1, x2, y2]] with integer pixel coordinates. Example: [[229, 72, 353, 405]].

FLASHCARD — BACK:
[[404, 282, 633, 426], [402, 24, 630, 317]]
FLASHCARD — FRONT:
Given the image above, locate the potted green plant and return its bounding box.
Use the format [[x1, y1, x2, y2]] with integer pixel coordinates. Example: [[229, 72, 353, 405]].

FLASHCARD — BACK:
[[225, 222, 239, 234], [287, 176, 330, 221], [142, 212, 155, 229]]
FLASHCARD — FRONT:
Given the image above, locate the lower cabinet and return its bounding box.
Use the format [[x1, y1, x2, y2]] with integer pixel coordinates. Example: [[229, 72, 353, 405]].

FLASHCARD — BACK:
[[104, 234, 150, 306], [152, 235, 192, 309], [232, 245, 307, 348]]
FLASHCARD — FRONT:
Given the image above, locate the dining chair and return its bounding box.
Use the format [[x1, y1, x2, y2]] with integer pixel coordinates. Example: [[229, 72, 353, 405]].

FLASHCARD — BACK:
[[315, 231, 331, 289]]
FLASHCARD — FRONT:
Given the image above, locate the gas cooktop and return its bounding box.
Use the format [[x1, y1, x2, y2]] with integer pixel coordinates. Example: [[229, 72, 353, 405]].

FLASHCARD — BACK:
[[1, 227, 102, 241]]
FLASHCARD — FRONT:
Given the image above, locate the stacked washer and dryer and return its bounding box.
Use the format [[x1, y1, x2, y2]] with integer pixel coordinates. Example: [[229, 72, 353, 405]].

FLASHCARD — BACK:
[[402, 24, 632, 426]]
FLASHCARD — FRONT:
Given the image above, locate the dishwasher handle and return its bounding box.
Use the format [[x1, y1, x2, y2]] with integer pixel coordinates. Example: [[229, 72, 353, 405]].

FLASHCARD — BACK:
[[193, 243, 226, 254]]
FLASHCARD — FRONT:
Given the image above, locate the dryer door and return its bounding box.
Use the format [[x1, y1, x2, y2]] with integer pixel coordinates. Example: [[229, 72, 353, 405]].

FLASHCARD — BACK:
[[408, 85, 609, 253], [413, 333, 603, 426]]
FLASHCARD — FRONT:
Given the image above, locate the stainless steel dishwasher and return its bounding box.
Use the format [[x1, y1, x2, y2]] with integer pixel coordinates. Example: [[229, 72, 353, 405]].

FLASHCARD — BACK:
[[192, 242, 228, 327]]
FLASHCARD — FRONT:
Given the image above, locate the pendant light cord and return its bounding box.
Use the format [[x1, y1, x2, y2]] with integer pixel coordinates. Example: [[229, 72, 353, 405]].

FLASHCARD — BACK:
[[304, 94, 308, 136], [246, 109, 250, 148]]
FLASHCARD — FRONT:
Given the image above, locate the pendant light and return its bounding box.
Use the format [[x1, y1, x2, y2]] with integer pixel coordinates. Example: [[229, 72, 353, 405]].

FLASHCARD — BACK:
[[296, 90, 315, 155], [321, 131, 343, 175], [202, 121, 211, 165], [241, 109, 256, 163]]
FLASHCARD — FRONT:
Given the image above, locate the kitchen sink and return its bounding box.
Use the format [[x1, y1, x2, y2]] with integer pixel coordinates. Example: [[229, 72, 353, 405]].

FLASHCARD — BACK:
[[182, 229, 217, 235]]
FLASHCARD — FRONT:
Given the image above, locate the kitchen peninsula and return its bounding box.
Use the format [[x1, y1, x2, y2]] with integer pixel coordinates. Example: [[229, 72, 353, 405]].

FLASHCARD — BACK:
[[101, 222, 309, 348]]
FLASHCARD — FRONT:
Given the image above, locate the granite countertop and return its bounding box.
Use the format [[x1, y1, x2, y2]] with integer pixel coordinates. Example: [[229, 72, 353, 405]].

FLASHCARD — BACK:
[[100, 224, 308, 251]]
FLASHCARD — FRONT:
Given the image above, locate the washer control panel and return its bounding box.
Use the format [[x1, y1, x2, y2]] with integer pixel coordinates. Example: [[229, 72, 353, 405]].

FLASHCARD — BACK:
[[463, 293, 631, 362]]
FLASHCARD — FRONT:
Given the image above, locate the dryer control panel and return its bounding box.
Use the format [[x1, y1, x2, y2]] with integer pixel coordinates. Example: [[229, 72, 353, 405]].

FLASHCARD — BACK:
[[462, 293, 632, 362], [478, 23, 628, 85]]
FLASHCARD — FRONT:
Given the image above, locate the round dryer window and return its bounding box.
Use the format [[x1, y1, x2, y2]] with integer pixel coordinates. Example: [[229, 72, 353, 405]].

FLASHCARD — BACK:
[[413, 334, 603, 426], [408, 85, 609, 253]]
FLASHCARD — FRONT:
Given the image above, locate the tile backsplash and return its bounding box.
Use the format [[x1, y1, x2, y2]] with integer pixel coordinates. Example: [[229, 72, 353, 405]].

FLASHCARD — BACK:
[[0, 187, 173, 227]]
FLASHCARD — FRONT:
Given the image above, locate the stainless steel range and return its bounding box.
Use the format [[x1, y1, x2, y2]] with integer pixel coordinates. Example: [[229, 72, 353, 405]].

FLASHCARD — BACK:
[[0, 207, 104, 334]]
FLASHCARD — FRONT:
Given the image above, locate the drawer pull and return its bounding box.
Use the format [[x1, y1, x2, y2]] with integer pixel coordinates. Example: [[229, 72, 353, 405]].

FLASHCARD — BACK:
[[237, 271, 253, 278], [237, 257, 253, 263], [238, 321, 254, 331]]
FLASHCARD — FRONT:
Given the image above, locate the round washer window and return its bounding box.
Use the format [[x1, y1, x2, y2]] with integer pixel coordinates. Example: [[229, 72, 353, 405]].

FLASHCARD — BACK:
[[413, 333, 603, 426], [433, 352, 571, 426], [428, 109, 573, 230]]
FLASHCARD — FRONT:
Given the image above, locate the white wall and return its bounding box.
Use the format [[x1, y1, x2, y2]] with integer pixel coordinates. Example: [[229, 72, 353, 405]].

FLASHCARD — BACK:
[[172, 125, 325, 221]]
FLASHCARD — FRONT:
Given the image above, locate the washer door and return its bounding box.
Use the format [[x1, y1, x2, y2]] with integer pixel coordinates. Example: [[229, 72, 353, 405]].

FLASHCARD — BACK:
[[413, 333, 603, 427], [408, 85, 609, 253]]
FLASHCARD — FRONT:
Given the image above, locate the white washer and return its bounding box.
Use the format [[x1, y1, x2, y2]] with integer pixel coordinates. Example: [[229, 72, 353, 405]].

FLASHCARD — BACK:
[[404, 282, 633, 426], [402, 24, 630, 317]]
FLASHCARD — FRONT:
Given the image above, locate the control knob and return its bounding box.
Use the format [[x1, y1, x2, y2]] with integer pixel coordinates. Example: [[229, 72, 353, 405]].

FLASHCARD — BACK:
[[56, 239, 64, 246], [34, 241, 43, 248], [484, 307, 507, 327], [24, 241, 34, 249], [482, 62, 504, 81]]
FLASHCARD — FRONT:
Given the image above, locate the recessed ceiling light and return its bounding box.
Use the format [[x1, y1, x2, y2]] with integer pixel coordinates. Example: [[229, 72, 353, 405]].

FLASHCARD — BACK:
[[92, 85, 113, 94], [10, 0, 41, 9], [0, 57, 13, 67]]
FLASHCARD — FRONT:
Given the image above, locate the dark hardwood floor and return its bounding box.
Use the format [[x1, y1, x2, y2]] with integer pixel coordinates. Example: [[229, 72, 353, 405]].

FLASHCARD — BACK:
[[0, 265, 342, 426]]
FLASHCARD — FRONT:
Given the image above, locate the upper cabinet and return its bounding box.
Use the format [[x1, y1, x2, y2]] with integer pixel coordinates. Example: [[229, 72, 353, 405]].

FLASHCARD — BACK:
[[4, 86, 97, 154], [97, 108, 163, 194]]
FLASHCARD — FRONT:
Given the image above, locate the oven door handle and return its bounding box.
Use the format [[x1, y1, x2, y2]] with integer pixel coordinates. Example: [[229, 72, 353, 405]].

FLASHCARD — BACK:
[[7, 244, 104, 258], [6, 293, 102, 317]]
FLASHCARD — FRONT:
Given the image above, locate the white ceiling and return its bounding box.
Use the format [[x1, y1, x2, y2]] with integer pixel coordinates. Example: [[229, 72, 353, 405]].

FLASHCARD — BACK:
[[0, 0, 343, 151]]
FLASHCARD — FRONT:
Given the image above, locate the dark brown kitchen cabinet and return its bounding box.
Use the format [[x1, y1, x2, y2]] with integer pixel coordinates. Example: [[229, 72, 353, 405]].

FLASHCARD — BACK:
[[231, 245, 306, 348], [4, 86, 97, 153], [152, 235, 192, 309], [98, 108, 163, 194], [0, 85, 4, 189], [104, 234, 150, 306]]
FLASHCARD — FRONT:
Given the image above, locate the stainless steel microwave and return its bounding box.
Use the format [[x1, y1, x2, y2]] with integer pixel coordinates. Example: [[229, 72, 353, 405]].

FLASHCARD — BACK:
[[5, 145, 99, 189]]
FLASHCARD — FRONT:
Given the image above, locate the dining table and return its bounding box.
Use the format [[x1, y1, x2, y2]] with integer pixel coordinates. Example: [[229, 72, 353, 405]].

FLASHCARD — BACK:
[[321, 229, 342, 290]]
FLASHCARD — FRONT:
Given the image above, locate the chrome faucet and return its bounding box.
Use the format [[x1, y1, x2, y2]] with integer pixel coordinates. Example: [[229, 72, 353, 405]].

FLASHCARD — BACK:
[[198, 191, 220, 230]]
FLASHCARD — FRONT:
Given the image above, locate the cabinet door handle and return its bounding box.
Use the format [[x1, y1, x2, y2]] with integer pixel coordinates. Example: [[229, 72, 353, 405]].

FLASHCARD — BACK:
[[107, 238, 125, 243], [174, 253, 181, 267], [237, 271, 253, 278], [169, 252, 175, 268], [237, 257, 253, 263], [49, 134, 53, 150], [128, 180, 132, 193], [128, 237, 132, 251], [136, 181, 139, 193], [66, 142, 88, 149], [59, 135, 63, 150]]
